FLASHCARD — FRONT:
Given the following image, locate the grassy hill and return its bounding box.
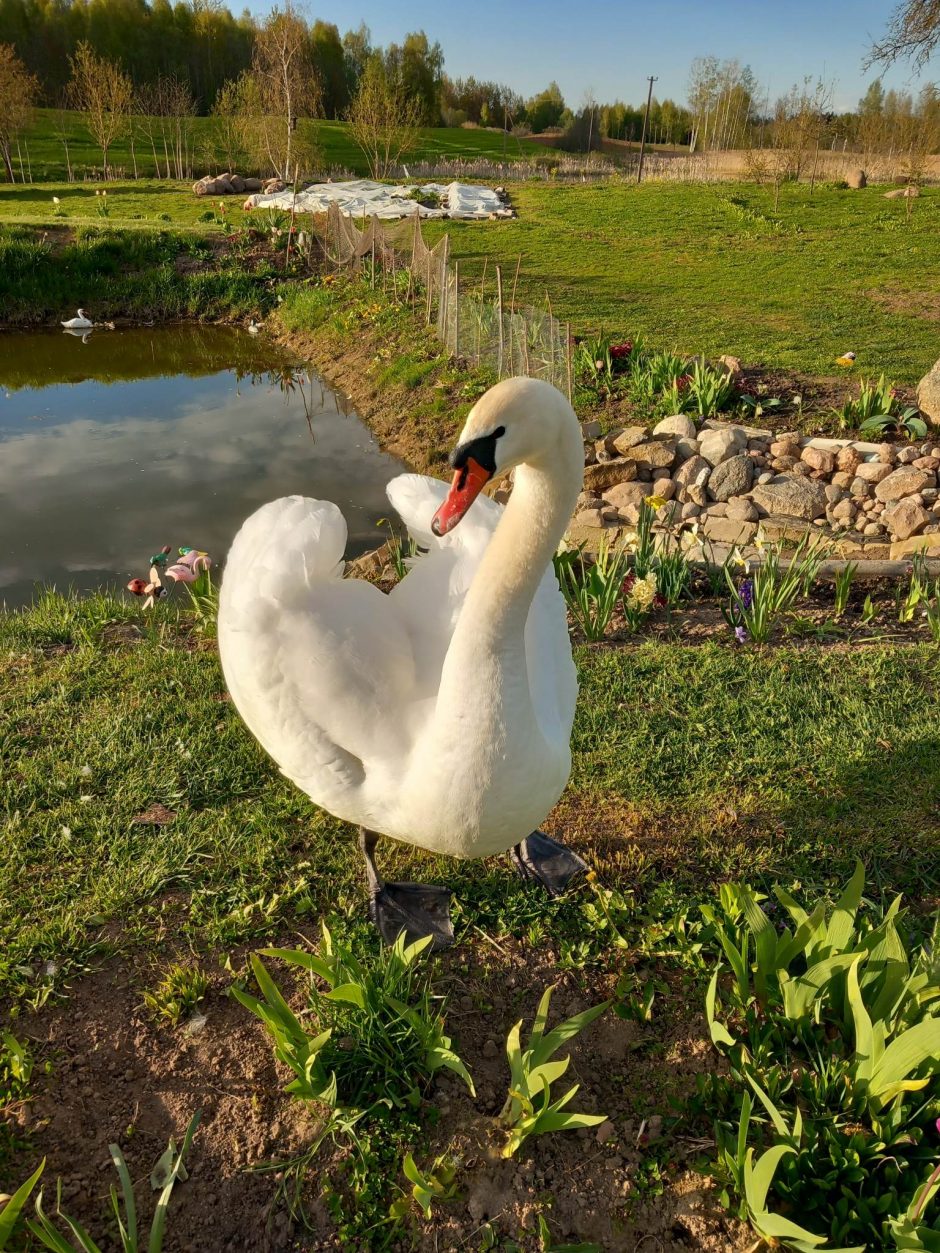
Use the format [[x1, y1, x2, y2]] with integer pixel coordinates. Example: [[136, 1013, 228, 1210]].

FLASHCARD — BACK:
[[10, 110, 561, 182]]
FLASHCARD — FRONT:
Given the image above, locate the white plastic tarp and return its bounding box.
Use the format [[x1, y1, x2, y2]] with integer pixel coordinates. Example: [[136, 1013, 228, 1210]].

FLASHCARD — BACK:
[[242, 179, 509, 221]]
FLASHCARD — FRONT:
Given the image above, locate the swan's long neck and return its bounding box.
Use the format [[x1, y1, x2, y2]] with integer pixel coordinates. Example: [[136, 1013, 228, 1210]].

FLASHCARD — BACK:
[[448, 421, 583, 663]]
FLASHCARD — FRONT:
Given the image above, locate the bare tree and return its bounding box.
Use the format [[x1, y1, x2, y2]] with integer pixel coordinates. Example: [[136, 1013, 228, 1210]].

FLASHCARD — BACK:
[[49, 100, 75, 182], [209, 77, 251, 172], [249, 3, 321, 181], [0, 44, 38, 183], [869, 0, 940, 69], [68, 42, 133, 178], [348, 54, 421, 178]]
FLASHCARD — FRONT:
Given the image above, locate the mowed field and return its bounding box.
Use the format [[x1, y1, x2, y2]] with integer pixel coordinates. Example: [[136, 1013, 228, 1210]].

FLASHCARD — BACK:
[[1, 171, 938, 382]]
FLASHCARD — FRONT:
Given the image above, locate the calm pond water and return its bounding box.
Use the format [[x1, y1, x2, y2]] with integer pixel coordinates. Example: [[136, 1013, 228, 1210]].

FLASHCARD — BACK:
[[0, 326, 407, 608]]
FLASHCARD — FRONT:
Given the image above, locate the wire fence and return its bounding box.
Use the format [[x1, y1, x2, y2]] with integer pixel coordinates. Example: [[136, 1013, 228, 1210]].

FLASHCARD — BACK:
[[309, 201, 572, 397]]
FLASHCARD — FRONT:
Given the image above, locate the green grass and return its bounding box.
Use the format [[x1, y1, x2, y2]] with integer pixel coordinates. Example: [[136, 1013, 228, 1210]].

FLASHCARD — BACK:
[[1, 591, 937, 1009], [421, 180, 940, 383], [5, 177, 935, 383], [12, 110, 560, 183], [0, 223, 276, 323]]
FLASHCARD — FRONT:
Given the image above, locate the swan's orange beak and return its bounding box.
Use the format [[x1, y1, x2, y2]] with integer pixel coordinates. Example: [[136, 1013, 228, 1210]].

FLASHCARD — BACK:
[[431, 457, 492, 536]]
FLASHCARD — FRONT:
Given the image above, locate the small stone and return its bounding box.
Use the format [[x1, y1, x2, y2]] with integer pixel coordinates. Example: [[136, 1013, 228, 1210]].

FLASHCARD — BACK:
[[611, 426, 649, 455], [770, 439, 801, 459], [700, 516, 757, 545], [897, 446, 921, 465], [653, 415, 697, 440], [913, 456, 940, 472], [875, 467, 934, 503], [708, 454, 754, 502], [831, 471, 855, 490], [574, 508, 605, 528], [580, 420, 602, 440], [757, 471, 773, 484], [673, 454, 711, 490], [653, 479, 676, 501], [687, 484, 707, 506], [790, 462, 812, 477], [771, 455, 798, 472], [674, 436, 700, 462], [877, 442, 897, 464], [699, 426, 748, 466], [837, 446, 862, 475], [726, 496, 758, 521], [482, 1039, 499, 1059], [604, 481, 653, 510], [583, 461, 637, 493], [801, 446, 835, 474], [831, 499, 858, 525], [854, 461, 894, 483], [680, 502, 701, 520], [595, 1119, 617, 1145], [705, 502, 728, 518], [863, 522, 883, 536], [618, 439, 677, 470], [718, 354, 743, 375]]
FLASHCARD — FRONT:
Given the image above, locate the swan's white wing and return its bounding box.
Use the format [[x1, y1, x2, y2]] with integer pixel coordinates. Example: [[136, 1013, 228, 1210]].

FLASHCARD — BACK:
[[386, 473, 577, 739], [218, 495, 417, 819]]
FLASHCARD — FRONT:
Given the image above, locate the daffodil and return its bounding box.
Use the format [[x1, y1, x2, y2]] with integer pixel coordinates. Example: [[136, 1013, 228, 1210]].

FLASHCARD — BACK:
[[647, 495, 668, 512]]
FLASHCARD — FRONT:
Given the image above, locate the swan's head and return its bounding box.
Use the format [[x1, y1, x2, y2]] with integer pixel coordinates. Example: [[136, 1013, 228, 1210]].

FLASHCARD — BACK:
[[432, 378, 576, 537]]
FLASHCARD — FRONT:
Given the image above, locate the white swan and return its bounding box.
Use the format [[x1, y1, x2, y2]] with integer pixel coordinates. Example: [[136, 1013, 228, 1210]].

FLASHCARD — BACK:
[[61, 309, 93, 330], [218, 377, 586, 947], [247, 319, 260, 335]]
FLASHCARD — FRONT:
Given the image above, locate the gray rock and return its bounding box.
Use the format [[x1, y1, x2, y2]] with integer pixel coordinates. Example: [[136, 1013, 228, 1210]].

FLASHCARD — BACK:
[[699, 426, 748, 467], [751, 474, 828, 521], [611, 426, 649, 455], [708, 454, 754, 502], [674, 437, 700, 462]]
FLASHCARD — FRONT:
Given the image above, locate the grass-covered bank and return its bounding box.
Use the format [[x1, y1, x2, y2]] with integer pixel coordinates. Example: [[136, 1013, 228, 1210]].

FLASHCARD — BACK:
[[2, 590, 937, 1010], [0, 223, 276, 326]]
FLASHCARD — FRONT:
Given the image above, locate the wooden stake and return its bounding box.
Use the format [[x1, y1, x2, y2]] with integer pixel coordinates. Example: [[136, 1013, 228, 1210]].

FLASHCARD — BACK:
[[565, 321, 573, 402], [496, 265, 504, 378], [453, 261, 459, 358], [510, 254, 521, 313]]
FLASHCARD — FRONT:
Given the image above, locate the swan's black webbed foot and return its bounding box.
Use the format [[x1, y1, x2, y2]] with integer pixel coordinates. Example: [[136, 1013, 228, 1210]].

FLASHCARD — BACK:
[[359, 827, 454, 952], [509, 830, 588, 897]]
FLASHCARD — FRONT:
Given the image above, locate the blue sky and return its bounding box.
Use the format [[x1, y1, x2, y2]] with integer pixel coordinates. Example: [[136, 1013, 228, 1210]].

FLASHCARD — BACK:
[[251, 0, 934, 113]]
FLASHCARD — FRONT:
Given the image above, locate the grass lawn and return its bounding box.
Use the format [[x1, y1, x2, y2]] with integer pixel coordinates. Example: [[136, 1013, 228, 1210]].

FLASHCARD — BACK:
[[423, 180, 940, 384], [2, 592, 937, 1008], [13, 110, 560, 182], [2, 176, 937, 383]]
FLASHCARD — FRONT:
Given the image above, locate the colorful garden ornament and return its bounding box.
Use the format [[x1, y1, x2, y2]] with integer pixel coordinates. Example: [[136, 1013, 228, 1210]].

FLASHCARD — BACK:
[[126, 545, 212, 608]]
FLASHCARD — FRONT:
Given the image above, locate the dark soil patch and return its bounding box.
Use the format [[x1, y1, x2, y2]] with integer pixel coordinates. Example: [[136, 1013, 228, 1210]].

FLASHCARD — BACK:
[[12, 938, 748, 1251]]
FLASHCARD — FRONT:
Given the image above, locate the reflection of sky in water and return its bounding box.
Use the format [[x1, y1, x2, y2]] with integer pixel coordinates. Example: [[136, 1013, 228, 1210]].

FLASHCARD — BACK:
[[0, 333, 407, 606]]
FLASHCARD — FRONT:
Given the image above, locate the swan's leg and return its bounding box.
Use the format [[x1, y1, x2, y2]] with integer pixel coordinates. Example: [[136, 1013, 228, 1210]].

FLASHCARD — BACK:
[[509, 830, 588, 898], [358, 827, 454, 952]]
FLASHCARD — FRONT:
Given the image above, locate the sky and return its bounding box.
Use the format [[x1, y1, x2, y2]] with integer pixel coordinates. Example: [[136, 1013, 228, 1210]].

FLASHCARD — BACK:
[[246, 0, 934, 113]]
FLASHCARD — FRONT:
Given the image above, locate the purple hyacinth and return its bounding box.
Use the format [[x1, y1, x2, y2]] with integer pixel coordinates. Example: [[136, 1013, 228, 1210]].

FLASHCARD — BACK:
[[735, 625, 748, 644], [740, 578, 753, 610]]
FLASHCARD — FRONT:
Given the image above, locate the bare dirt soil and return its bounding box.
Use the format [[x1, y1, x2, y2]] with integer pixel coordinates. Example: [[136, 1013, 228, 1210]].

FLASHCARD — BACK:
[[14, 935, 749, 1251]]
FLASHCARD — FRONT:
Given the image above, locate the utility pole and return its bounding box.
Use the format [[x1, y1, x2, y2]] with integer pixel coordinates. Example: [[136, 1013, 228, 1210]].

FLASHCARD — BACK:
[[637, 75, 658, 184]]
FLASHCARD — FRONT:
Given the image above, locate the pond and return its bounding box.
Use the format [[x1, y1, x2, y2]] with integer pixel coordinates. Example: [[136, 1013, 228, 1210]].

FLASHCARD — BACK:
[[0, 325, 407, 608]]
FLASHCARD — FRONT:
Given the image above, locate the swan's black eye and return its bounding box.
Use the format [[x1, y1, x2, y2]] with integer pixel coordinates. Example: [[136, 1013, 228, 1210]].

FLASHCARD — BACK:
[[450, 425, 506, 473]]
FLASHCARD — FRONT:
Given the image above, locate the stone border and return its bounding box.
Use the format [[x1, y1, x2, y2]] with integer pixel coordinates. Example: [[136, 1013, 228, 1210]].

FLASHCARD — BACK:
[[568, 415, 940, 563]]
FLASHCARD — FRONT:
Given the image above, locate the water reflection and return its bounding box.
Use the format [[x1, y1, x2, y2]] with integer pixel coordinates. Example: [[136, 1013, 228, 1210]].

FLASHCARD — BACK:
[[0, 327, 406, 607]]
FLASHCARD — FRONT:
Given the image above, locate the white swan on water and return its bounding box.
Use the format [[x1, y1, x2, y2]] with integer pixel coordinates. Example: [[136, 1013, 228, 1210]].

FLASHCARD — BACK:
[[218, 377, 587, 948], [61, 309, 93, 330]]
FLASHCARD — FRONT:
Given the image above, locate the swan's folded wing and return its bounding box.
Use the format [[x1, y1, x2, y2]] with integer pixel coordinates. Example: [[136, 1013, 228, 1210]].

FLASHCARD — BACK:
[[218, 496, 418, 809], [385, 474, 502, 692], [526, 564, 579, 746]]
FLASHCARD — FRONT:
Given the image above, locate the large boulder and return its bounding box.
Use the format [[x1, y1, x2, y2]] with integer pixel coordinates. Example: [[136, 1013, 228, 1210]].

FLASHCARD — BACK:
[[673, 454, 711, 492], [845, 168, 867, 189], [751, 474, 827, 521], [617, 439, 676, 470], [918, 358, 940, 427], [243, 177, 264, 192], [604, 481, 653, 511], [583, 461, 636, 493], [707, 454, 754, 502], [229, 173, 247, 193], [884, 185, 919, 199]]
